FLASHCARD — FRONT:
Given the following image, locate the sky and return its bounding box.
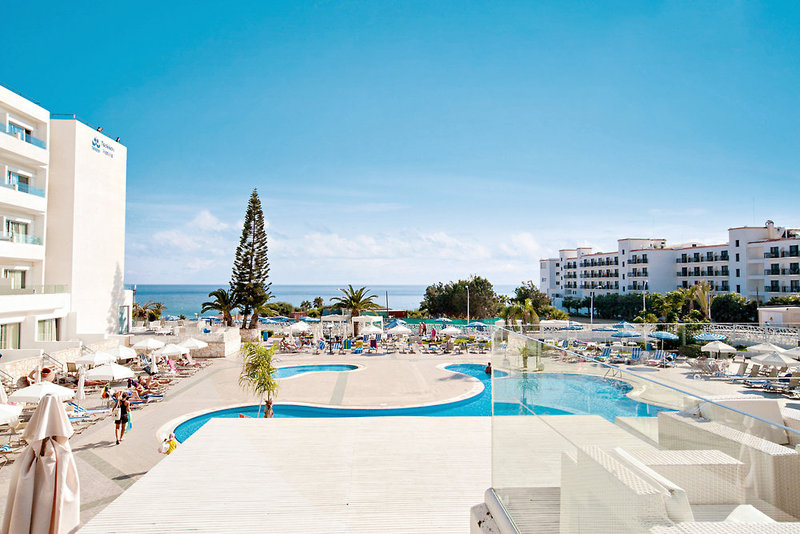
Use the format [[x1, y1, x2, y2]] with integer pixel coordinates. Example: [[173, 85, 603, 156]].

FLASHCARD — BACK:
[[3, 1, 800, 285]]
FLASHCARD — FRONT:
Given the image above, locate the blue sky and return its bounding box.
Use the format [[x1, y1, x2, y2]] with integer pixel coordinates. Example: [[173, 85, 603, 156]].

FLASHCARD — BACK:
[[3, 1, 800, 285]]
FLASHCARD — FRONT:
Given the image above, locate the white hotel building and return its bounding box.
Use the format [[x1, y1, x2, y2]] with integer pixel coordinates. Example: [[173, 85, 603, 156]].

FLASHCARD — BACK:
[[0, 84, 131, 363], [540, 220, 800, 306]]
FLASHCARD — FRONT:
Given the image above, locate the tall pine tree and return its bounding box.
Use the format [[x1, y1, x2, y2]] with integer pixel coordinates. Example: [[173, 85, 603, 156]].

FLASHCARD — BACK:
[[231, 188, 270, 328]]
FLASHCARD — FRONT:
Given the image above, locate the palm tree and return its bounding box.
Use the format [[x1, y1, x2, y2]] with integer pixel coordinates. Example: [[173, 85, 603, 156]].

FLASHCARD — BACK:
[[502, 298, 539, 331], [330, 285, 382, 336], [246, 288, 274, 329], [132, 300, 166, 321], [201, 288, 238, 327], [692, 281, 714, 321], [239, 342, 279, 418]]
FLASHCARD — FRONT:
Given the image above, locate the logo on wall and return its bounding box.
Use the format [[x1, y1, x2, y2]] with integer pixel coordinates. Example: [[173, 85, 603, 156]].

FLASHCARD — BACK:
[[91, 137, 115, 159]]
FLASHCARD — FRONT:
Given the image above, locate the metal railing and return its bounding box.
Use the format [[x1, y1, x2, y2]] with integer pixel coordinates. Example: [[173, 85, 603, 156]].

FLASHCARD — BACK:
[[42, 352, 65, 373]]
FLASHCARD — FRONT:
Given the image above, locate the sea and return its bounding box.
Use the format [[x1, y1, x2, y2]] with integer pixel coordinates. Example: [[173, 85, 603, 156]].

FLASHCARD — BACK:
[[128, 284, 517, 318]]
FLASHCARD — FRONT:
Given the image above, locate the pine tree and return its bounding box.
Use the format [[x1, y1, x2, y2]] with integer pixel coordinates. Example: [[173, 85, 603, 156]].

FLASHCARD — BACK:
[[231, 188, 270, 328]]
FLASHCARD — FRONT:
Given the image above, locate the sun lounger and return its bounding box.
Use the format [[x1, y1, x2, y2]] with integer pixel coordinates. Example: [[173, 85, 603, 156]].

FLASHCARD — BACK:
[[645, 350, 674, 367], [743, 366, 780, 388]]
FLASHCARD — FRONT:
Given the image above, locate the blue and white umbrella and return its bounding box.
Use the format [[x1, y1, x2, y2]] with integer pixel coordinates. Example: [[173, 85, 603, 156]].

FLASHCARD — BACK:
[[592, 326, 617, 332], [693, 332, 726, 342], [304, 317, 321, 323], [611, 330, 640, 338], [561, 325, 583, 331], [649, 331, 679, 341], [613, 321, 636, 329], [437, 317, 453, 323]]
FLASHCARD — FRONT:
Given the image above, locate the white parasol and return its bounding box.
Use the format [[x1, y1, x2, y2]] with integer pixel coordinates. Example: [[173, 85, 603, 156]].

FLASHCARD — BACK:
[[106, 345, 138, 361], [441, 326, 463, 336], [387, 325, 413, 336], [289, 321, 311, 333], [159, 343, 190, 358], [179, 338, 208, 350], [9, 382, 75, 403], [0, 404, 22, 425], [701, 341, 737, 356], [0, 383, 7, 404], [132, 338, 165, 351], [2, 394, 80, 534], [361, 325, 383, 335], [75, 351, 116, 367], [747, 342, 787, 354], [751, 351, 799, 367], [76, 367, 86, 404], [85, 363, 135, 382]]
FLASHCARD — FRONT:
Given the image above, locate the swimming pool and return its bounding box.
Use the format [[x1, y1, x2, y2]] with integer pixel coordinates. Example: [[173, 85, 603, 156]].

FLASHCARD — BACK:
[[275, 364, 358, 379], [173, 364, 670, 442]]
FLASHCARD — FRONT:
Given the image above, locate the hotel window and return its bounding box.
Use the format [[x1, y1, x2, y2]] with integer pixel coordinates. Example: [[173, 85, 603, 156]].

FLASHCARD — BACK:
[[37, 319, 57, 342], [7, 171, 30, 190], [3, 269, 25, 289], [735, 253, 740, 261], [735, 240, 740, 247], [7, 121, 31, 139], [0, 322, 21, 349], [5, 219, 29, 241], [736, 268, 740, 277], [736, 284, 741, 293]]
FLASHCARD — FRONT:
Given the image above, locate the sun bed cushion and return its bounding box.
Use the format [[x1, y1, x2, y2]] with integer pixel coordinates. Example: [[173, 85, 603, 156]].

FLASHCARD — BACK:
[[699, 399, 788, 445]]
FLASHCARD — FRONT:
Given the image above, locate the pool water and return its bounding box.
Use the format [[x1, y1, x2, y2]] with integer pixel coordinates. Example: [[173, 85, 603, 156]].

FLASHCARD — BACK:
[[275, 364, 358, 379], [173, 364, 670, 442]]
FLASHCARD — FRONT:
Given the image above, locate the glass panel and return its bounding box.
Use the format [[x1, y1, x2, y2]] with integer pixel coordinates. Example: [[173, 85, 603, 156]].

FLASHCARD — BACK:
[[491, 326, 800, 532], [3, 269, 25, 289]]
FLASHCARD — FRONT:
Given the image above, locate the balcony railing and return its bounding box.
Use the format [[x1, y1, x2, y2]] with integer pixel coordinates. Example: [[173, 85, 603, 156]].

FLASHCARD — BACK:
[[0, 181, 45, 198], [3, 125, 46, 149], [0, 233, 43, 245], [0, 284, 68, 296], [764, 252, 780, 258]]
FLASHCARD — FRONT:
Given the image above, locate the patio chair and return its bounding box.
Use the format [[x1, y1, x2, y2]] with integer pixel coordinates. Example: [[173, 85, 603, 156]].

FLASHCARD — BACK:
[[597, 348, 612, 361], [331, 342, 342, 355], [744, 366, 780, 388], [644, 350, 666, 367], [353, 341, 364, 355], [625, 347, 642, 365]]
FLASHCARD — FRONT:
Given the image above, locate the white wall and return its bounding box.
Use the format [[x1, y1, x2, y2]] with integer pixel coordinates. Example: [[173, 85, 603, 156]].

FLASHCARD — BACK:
[[46, 120, 127, 337]]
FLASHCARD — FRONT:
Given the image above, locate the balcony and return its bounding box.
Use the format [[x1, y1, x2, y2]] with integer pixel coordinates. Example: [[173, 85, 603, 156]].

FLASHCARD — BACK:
[[1, 233, 42, 245], [0, 284, 68, 296], [3, 125, 46, 149], [0, 181, 45, 198], [629, 258, 648, 264], [764, 252, 780, 259]]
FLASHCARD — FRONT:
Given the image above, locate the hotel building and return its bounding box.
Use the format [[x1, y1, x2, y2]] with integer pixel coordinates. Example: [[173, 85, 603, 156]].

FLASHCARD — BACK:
[[540, 220, 800, 306], [0, 84, 130, 363]]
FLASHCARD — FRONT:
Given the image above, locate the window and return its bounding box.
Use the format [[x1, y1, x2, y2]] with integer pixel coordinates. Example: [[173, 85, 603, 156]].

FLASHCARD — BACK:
[[0, 322, 21, 349], [736, 268, 740, 277], [735, 253, 740, 262], [5, 220, 28, 241], [7, 122, 31, 139], [3, 269, 25, 289], [37, 319, 57, 342], [736, 284, 741, 293], [735, 240, 740, 247]]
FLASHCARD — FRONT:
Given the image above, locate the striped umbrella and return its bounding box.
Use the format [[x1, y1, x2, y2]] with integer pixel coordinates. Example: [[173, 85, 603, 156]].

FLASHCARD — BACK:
[[611, 331, 640, 338]]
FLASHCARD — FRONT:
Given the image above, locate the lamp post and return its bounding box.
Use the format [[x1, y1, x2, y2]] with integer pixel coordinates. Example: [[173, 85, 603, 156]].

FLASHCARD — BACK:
[[590, 291, 594, 327]]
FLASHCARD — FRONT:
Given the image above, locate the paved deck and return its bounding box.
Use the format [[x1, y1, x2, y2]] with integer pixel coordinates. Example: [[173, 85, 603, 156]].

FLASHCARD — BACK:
[[79, 417, 493, 533]]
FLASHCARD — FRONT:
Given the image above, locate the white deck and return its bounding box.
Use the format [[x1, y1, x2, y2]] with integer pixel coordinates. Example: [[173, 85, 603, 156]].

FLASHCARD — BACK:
[[79, 417, 493, 533]]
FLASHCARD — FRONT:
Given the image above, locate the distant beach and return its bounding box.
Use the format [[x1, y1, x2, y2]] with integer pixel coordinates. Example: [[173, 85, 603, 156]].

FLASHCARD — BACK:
[[128, 284, 518, 318]]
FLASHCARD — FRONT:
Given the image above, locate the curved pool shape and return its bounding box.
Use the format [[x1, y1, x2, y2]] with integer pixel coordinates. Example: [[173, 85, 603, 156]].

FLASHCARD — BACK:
[[173, 365, 671, 442], [275, 364, 358, 379]]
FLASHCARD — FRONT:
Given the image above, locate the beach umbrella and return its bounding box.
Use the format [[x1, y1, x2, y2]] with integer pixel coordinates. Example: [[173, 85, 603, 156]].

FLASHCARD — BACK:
[[0, 404, 22, 425], [613, 321, 636, 329], [747, 342, 787, 353], [290, 321, 311, 333], [4, 394, 80, 534], [75, 351, 115, 367], [159, 344, 191, 359], [10, 382, 75, 403], [387, 325, 413, 336], [693, 332, 726, 342], [361, 324, 383, 335], [781, 347, 800, 360], [751, 351, 799, 367], [611, 331, 640, 338], [437, 317, 453, 324], [85, 363, 135, 382], [701, 341, 737, 359], [561, 325, 583, 331], [466, 321, 485, 328], [106, 345, 138, 361], [305, 317, 321, 323], [179, 338, 208, 350], [649, 331, 679, 341], [272, 316, 292, 322], [133, 338, 165, 351], [592, 326, 617, 332], [441, 326, 462, 336]]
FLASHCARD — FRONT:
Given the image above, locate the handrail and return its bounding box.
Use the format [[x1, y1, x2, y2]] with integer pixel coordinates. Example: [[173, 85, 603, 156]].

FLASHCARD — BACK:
[[494, 326, 800, 438], [0, 367, 14, 384], [42, 352, 65, 373]]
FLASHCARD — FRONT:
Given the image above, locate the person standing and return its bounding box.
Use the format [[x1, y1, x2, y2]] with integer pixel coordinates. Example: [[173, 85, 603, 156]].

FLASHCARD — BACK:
[[113, 392, 130, 445]]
